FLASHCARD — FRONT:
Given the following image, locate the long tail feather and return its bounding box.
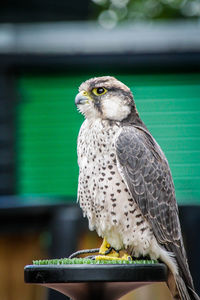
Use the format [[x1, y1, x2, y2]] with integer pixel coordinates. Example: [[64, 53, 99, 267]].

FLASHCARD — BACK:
[[171, 274, 200, 300]]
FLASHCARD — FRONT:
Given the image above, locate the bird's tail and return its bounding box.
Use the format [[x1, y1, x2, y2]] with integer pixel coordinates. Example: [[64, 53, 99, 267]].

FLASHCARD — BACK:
[[164, 237, 200, 300], [168, 272, 200, 300]]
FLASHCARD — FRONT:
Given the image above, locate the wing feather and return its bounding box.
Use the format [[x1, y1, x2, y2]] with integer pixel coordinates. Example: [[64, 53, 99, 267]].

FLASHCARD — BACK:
[[115, 125, 194, 289], [116, 125, 180, 244]]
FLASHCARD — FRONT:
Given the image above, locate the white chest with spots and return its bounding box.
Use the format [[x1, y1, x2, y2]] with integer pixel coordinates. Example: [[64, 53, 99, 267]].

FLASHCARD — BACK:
[[77, 119, 156, 258]]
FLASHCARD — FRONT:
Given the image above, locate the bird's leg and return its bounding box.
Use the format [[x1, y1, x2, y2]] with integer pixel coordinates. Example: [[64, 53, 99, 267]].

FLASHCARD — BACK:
[[99, 238, 115, 255], [96, 238, 132, 261], [96, 238, 120, 260]]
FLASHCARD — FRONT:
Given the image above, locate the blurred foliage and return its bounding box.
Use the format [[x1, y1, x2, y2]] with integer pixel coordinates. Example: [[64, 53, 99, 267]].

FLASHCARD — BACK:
[[90, 0, 200, 28]]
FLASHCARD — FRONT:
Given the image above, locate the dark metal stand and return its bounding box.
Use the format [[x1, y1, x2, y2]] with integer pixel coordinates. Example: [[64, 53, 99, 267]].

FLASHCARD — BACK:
[[24, 263, 168, 300]]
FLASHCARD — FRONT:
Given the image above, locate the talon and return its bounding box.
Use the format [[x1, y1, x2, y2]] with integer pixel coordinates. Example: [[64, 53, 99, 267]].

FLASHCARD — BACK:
[[128, 256, 132, 261], [121, 254, 132, 261], [119, 250, 133, 261]]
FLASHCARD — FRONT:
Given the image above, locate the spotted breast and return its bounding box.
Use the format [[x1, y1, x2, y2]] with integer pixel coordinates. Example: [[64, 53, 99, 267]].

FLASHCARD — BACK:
[[77, 118, 157, 258]]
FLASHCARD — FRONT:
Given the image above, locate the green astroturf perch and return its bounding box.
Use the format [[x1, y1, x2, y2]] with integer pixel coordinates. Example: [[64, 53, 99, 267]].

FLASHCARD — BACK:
[[33, 258, 158, 265]]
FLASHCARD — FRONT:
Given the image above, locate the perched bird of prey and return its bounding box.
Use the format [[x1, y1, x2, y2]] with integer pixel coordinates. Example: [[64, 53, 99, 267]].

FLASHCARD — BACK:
[[75, 76, 199, 300]]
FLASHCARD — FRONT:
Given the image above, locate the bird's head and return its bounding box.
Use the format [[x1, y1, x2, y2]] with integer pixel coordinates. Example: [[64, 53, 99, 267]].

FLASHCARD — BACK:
[[75, 76, 135, 122]]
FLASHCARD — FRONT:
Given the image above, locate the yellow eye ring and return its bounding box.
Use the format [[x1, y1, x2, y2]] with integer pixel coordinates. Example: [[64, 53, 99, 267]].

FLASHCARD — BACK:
[[92, 87, 107, 96]]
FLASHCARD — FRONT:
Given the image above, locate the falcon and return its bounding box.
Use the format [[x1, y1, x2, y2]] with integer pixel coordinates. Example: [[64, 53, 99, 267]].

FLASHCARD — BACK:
[[75, 76, 199, 300]]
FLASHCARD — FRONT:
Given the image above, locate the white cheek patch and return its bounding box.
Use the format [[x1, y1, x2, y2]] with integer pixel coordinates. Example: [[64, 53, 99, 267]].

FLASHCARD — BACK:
[[78, 102, 101, 120], [102, 97, 131, 121]]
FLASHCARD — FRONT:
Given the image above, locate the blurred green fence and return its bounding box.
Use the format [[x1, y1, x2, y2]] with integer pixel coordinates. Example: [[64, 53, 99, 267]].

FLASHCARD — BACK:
[[16, 72, 200, 204]]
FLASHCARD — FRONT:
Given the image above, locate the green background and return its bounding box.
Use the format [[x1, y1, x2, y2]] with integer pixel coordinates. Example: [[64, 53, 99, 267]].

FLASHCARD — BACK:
[[16, 72, 200, 204]]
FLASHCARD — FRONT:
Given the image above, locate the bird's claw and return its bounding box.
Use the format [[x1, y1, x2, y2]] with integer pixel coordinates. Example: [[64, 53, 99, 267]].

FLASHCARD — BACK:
[[121, 253, 132, 261], [97, 238, 132, 261]]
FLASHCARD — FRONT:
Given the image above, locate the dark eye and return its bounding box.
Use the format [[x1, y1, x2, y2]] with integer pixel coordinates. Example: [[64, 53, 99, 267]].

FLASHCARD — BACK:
[[97, 87, 104, 94], [92, 87, 107, 96]]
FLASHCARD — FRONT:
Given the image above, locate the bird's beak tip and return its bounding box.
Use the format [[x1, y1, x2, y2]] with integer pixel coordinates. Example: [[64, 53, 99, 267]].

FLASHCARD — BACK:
[[75, 92, 89, 106]]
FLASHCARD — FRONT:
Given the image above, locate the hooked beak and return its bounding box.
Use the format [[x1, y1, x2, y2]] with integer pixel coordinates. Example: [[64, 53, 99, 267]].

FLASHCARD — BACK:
[[75, 92, 89, 106]]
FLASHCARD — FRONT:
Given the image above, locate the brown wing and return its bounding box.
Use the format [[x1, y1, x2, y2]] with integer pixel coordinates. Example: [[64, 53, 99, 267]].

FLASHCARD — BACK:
[[115, 125, 194, 288]]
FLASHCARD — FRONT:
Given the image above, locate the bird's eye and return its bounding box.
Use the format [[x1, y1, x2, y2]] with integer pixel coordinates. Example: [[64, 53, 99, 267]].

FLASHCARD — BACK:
[[92, 87, 107, 96]]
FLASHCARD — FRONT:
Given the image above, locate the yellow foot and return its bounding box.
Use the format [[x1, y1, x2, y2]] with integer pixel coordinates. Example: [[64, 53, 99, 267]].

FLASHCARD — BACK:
[[95, 254, 132, 261], [99, 238, 112, 255], [96, 238, 132, 261]]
